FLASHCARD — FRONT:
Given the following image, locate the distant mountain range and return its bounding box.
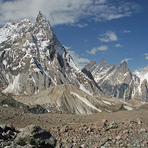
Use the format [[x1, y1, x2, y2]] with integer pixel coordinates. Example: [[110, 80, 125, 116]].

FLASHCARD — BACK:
[[83, 59, 148, 101], [0, 12, 147, 115]]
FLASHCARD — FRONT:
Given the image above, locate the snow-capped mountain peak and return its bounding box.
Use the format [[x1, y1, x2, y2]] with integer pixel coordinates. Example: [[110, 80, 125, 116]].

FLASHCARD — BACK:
[[0, 12, 102, 97]]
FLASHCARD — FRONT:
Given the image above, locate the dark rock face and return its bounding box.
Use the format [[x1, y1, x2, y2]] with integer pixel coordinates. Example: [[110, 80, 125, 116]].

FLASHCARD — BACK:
[[0, 12, 102, 97], [81, 68, 102, 92], [0, 92, 29, 111], [29, 105, 48, 114], [83, 59, 148, 101], [0, 92, 49, 114]]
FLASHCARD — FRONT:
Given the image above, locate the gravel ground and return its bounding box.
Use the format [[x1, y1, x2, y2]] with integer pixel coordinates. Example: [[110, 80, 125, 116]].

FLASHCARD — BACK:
[[0, 106, 148, 147]]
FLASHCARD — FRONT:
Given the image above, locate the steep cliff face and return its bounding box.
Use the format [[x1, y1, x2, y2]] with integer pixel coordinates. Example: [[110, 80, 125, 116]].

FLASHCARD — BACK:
[[133, 67, 148, 102], [83, 59, 148, 101], [0, 12, 102, 96]]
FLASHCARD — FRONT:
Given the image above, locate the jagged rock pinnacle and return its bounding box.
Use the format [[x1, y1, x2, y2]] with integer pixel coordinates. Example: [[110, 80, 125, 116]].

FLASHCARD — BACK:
[[117, 60, 130, 74], [83, 60, 97, 72], [99, 58, 106, 68], [36, 11, 45, 22], [35, 11, 51, 28], [33, 11, 54, 41]]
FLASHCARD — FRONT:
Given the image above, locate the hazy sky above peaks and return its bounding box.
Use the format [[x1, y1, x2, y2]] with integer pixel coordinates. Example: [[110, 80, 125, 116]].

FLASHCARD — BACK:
[[0, 0, 148, 71]]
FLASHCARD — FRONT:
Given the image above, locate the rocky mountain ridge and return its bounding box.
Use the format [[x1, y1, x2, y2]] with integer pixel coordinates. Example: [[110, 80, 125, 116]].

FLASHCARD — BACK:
[[15, 83, 143, 115], [83, 59, 148, 101], [0, 12, 102, 97]]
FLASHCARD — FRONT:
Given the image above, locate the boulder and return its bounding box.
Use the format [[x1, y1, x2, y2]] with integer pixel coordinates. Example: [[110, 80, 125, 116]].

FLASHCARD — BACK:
[[15, 125, 56, 148]]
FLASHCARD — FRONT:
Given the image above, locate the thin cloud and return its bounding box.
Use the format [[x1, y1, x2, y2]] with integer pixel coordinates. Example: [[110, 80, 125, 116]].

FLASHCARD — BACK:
[[144, 53, 148, 60], [98, 45, 108, 51], [75, 23, 88, 28], [0, 0, 141, 26], [123, 30, 131, 33], [87, 47, 97, 55], [115, 43, 123, 48], [68, 50, 90, 69], [99, 31, 117, 42], [122, 58, 133, 63], [87, 45, 108, 55]]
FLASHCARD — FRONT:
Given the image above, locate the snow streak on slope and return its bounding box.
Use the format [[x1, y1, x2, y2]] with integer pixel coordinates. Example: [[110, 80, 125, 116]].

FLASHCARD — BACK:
[[123, 105, 133, 111], [102, 100, 112, 105], [70, 91, 102, 112]]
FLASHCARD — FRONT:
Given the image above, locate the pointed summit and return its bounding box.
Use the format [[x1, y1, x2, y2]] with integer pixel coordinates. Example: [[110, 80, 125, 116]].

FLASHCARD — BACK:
[[117, 60, 130, 74], [84, 61, 97, 72], [99, 58, 107, 68], [33, 11, 54, 41], [36, 11, 46, 23], [35, 11, 52, 28]]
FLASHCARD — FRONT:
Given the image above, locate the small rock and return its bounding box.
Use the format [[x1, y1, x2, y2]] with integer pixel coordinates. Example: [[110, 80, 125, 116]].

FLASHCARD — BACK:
[[102, 119, 108, 128], [115, 135, 121, 141], [109, 121, 118, 129], [0, 127, 3, 133], [143, 140, 148, 145], [100, 137, 109, 146], [102, 119, 108, 124], [60, 126, 69, 133], [60, 127, 66, 133], [122, 134, 128, 140], [4, 124, 15, 132], [55, 140, 61, 148], [137, 118, 143, 125], [122, 129, 129, 135], [139, 128, 146, 133]]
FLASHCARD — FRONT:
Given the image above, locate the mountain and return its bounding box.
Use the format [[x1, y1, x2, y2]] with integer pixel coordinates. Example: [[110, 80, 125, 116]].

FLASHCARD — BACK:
[[15, 84, 138, 115], [83, 59, 148, 101], [0, 12, 102, 97], [15, 84, 102, 115]]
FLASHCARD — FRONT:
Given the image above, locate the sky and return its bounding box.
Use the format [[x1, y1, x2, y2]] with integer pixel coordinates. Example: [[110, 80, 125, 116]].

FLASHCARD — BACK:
[[0, 0, 148, 71]]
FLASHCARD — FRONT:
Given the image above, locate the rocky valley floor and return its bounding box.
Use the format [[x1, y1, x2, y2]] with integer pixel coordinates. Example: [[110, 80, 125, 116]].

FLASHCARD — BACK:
[[0, 105, 148, 148]]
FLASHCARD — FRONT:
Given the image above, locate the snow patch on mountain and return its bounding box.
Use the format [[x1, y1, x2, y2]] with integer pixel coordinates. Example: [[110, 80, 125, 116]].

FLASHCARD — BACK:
[[78, 82, 93, 96], [70, 91, 102, 112], [134, 68, 148, 82], [123, 105, 133, 111], [102, 100, 112, 105], [3, 74, 21, 94]]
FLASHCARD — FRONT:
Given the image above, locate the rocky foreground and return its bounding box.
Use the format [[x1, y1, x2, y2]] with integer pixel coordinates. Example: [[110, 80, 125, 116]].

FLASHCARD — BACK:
[[0, 104, 148, 148]]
